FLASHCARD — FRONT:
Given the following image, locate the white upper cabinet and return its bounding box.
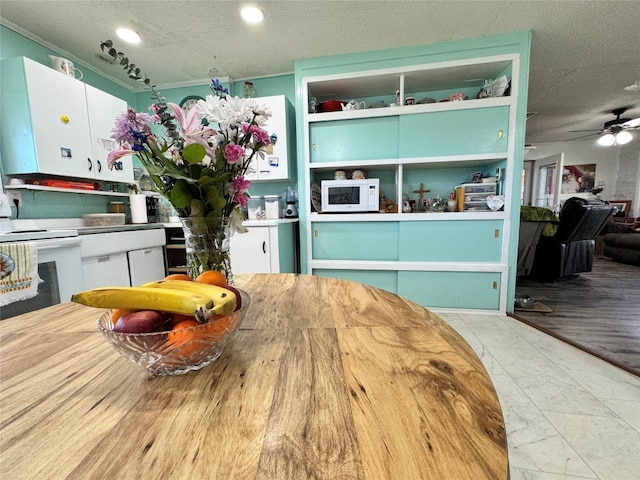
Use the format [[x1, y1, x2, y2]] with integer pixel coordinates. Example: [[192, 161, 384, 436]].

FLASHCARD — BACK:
[[0, 57, 133, 184], [244, 95, 295, 182], [84, 84, 134, 183]]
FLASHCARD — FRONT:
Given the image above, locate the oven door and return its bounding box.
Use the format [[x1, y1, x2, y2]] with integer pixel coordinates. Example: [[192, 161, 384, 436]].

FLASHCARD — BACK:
[[0, 237, 84, 319]]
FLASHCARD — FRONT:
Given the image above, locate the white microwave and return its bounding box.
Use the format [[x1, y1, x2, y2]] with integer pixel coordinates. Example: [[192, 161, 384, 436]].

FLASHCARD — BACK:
[[321, 178, 379, 213]]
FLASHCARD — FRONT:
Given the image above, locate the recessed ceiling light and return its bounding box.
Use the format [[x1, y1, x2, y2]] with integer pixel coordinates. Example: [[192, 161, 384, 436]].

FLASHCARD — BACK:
[[116, 28, 141, 44], [241, 6, 264, 24]]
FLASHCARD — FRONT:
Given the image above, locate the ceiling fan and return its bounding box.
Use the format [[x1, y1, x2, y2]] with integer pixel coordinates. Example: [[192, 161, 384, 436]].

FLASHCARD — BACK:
[[570, 108, 640, 146]]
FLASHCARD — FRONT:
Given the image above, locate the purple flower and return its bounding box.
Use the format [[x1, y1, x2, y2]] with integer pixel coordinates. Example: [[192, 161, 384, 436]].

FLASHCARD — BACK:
[[210, 78, 229, 97], [111, 107, 152, 145]]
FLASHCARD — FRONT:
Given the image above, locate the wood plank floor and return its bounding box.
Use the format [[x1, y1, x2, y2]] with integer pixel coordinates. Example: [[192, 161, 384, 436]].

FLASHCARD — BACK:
[[511, 256, 640, 376]]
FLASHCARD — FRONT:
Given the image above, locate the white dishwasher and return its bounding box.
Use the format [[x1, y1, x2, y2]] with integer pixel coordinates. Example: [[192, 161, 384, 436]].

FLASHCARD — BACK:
[[80, 228, 166, 289]]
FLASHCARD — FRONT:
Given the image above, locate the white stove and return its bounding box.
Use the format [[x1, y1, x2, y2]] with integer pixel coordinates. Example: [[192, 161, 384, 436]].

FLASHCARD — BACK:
[[0, 223, 83, 319]]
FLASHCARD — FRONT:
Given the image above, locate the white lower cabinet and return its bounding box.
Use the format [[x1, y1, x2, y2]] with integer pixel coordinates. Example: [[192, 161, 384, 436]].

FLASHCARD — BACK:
[[80, 228, 166, 289], [82, 252, 130, 290], [231, 227, 271, 273], [230, 220, 298, 274], [128, 247, 166, 285]]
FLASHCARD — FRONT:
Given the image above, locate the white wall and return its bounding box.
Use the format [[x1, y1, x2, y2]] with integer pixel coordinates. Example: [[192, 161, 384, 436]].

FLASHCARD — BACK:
[[524, 138, 640, 217]]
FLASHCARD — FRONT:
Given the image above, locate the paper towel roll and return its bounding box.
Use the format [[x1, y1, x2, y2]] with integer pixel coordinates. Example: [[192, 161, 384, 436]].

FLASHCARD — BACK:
[[130, 195, 148, 224]]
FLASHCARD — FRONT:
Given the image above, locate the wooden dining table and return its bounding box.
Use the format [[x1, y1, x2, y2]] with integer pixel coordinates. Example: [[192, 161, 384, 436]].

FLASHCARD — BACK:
[[0, 273, 507, 479]]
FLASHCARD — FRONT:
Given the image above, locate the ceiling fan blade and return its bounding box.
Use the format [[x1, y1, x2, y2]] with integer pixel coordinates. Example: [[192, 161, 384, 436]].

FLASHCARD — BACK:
[[568, 129, 602, 133], [568, 132, 599, 141], [621, 117, 640, 128]]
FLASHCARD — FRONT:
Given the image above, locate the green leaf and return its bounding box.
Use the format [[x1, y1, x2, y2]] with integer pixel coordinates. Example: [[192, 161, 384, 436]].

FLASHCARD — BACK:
[[203, 184, 226, 213], [198, 174, 216, 188], [170, 180, 194, 209], [182, 143, 206, 165], [189, 199, 206, 217]]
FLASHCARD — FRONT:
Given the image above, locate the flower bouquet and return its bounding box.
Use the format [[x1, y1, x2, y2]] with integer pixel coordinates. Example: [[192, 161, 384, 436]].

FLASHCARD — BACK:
[[101, 41, 272, 283]]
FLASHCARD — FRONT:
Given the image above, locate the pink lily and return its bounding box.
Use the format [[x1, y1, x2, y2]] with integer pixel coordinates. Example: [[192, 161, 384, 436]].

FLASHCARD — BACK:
[[107, 145, 136, 169], [167, 102, 218, 159]]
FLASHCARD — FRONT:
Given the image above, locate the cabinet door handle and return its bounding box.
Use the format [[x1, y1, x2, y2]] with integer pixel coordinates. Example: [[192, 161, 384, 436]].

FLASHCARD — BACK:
[[262, 241, 266, 254], [97, 256, 110, 262], [97, 160, 102, 173], [87, 157, 93, 171]]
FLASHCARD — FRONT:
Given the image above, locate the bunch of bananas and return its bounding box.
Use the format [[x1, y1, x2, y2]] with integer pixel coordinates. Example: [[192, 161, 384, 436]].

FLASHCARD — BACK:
[[71, 280, 237, 323]]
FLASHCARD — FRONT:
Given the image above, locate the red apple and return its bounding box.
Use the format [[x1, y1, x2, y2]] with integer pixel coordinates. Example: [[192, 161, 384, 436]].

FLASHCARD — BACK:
[[222, 285, 242, 311], [114, 310, 168, 333]]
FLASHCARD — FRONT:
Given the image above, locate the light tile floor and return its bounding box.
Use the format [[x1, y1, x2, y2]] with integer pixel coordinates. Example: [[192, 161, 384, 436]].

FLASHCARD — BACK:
[[439, 313, 640, 480]]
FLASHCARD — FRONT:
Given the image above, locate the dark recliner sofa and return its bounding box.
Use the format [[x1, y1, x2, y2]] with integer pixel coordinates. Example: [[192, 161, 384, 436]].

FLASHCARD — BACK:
[[603, 220, 640, 266], [529, 197, 614, 282]]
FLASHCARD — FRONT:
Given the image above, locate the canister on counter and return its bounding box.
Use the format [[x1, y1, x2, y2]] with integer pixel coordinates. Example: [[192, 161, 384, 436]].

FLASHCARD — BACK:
[[108, 201, 125, 214], [247, 196, 265, 220], [264, 195, 281, 219]]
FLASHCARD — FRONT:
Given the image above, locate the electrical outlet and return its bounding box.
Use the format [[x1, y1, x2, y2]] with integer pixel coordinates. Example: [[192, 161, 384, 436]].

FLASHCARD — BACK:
[[8, 190, 22, 207]]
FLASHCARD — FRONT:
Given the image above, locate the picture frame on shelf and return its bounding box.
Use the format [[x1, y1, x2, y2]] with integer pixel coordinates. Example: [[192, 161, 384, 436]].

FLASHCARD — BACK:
[[608, 200, 631, 217]]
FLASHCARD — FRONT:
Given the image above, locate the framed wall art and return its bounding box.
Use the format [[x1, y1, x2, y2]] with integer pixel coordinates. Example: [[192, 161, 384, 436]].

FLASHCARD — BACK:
[[608, 200, 631, 217]]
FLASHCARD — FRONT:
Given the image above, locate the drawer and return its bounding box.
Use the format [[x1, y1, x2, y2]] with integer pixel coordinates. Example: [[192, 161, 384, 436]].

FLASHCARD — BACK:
[[462, 184, 497, 194], [399, 220, 503, 262]]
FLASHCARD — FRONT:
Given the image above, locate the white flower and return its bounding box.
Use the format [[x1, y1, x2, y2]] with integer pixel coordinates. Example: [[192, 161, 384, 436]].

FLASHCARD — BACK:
[[196, 95, 254, 128]]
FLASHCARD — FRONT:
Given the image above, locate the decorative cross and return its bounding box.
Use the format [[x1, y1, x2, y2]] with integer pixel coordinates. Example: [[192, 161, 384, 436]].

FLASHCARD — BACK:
[[413, 183, 430, 205]]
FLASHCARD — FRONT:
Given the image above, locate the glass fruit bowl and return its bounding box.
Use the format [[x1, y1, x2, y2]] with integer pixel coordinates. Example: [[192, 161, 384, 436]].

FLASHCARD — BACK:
[[97, 289, 250, 376]]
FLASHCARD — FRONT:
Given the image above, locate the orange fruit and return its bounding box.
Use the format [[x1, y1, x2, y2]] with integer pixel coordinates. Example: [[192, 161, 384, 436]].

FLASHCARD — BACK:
[[167, 319, 203, 357], [164, 273, 193, 281], [194, 270, 227, 287], [168, 313, 196, 329], [206, 313, 235, 341]]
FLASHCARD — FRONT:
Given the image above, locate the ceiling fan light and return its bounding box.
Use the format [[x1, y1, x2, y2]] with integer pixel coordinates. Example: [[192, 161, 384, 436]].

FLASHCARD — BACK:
[[615, 130, 633, 145], [597, 133, 615, 146]]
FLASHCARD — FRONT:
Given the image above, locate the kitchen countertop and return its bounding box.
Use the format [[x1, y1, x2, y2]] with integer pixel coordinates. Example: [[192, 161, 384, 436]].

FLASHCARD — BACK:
[[0, 273, 507, 479], [9, 218, 166, 234], [164, 218, 299, 229], [75, 222, 166, 235]]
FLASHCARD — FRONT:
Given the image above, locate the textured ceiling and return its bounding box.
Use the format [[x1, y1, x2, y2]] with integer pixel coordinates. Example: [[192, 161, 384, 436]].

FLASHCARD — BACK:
[[1, 0, 639, 145]]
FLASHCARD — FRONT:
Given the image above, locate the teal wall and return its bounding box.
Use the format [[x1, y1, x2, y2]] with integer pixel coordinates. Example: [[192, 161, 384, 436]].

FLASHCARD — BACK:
[[0, 24, 296, 219]]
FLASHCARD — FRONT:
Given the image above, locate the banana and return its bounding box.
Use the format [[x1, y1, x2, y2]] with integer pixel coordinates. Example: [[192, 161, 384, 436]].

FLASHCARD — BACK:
[[71, 286, 214, 322], [141, 280, 237, 316]]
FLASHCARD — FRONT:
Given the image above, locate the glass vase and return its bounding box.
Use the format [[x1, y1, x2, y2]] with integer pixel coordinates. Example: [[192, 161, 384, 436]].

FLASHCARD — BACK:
[[179, 216, 233, 285]]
